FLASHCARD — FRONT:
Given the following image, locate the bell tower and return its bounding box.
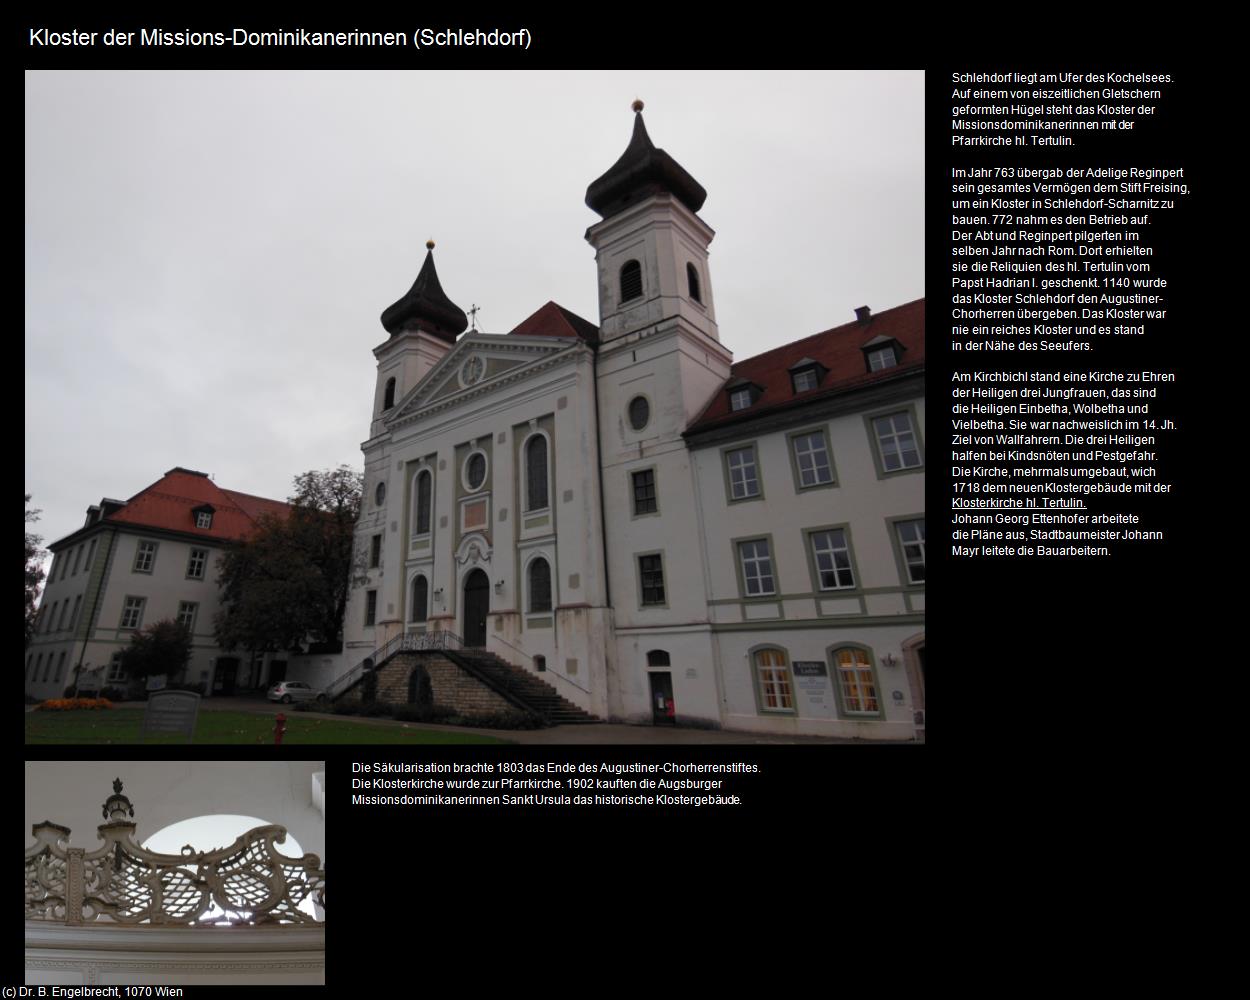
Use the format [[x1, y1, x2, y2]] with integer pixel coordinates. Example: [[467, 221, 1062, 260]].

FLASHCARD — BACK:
[[369, 240, 466, 438]]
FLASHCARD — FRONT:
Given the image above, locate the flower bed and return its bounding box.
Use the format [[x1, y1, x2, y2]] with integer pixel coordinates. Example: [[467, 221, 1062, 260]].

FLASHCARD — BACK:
[[35, 697, 114, 711]]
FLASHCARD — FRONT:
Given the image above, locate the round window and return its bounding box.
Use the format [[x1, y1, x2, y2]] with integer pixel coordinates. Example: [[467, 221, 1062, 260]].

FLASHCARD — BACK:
[[375, 481, 386, 507], [628, 395, 650, 431], [465, 452, 487, 491]]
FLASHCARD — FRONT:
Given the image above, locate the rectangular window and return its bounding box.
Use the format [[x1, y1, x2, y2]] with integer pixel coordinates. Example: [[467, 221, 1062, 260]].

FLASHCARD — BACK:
[[792, 431, 833, 487], [133, 540, 157, 573], [40, 654, 50, 682], [84, 538, 96, 571], [177, 601, 198, 632], [896, 519, 926, 583], [187, 548, 208, 580], [365, 590, 377, 627], [726, 447, 760, 500], [57, 602, 70, 630], [730, 388, 752, 411], [738, 539, 776, 597], [834, 648, 880, 715], [872, 412, 922, 471], [370, 534, 382, 569], [120, 596, 145, 630], [71, 546, 83, 575], [196, 511, 213, 529], [639, 554, 666, 606], [754, 649, 794, 712], [867, 346, 898, 371], [632, 469, 657, 515], [811, 529, 855, 590], [54, 651, 67, 683], [70, 594, 82, 629], [44, 602, 57, 633]]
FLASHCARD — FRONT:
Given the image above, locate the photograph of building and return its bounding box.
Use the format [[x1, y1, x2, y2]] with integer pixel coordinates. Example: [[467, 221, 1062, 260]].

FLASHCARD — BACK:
[[24, 760, 325, 985]]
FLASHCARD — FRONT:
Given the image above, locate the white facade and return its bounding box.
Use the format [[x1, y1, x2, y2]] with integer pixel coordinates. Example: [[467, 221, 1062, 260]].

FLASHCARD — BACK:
[[341, 109, 926, 739]]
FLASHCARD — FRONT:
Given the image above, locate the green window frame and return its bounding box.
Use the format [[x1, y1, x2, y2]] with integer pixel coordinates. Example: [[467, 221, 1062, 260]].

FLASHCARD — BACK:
[[829, 645, 883, 718]]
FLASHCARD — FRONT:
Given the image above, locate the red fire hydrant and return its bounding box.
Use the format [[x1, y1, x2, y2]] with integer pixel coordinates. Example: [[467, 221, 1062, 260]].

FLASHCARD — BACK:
[[274, 713, 286, 745]]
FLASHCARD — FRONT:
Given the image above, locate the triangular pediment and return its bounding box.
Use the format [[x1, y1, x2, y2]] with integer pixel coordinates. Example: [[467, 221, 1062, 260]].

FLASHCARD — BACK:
[[385, 334, 580, 429]]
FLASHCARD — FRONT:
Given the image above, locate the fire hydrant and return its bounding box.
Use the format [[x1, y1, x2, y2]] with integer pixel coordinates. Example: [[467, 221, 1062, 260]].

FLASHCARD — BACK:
[[274, 713, 286, 745]]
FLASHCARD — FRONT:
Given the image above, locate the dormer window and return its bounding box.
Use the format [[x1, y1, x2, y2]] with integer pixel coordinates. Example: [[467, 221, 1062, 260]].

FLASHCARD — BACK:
[[788, 358, 827, 395], [192, 505, 215, 530], [730, 388, 752, 411], [620, 260, 643, 303], [861, 336, 903, 373]]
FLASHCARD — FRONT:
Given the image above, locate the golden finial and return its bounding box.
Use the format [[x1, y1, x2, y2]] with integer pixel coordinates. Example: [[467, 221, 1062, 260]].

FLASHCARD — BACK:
[[426, 239, 435, 250], [631, 98, 644, 113]]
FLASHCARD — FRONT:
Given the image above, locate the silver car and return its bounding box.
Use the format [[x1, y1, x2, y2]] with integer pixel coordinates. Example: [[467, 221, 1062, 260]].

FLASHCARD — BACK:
[[267, 681, 325, 704]]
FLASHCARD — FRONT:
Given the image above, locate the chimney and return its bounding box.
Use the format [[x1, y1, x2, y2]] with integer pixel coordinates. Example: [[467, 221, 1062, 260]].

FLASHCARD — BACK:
[[855, 305, 872, 325]]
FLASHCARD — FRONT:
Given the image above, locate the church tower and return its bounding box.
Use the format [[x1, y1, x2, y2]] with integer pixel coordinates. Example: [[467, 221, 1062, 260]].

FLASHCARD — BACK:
[[370, 241, 467, 438], [587, 102, 731, 726]]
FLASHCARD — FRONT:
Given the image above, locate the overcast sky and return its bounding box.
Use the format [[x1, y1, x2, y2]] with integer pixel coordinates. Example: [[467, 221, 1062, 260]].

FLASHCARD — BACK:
[[25, 70, 924, 552]]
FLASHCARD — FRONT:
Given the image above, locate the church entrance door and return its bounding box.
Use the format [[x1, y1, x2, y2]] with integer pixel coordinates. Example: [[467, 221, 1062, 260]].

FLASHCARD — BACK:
[[463, 570, 489, 648]]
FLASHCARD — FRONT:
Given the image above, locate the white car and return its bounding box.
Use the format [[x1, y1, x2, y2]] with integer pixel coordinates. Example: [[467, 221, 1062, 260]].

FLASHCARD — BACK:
[[266, 681, 325, 704]]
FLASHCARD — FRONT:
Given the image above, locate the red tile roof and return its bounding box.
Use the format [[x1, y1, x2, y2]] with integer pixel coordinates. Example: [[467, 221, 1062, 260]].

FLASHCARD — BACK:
[[102, 468, 292, 543], [509, 301, 600, 344], [686, 298, 925, 434]]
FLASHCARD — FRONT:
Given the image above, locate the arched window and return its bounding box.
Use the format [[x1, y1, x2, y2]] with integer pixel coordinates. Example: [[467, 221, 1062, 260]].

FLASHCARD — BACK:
[[647, 650, 671, 667], [411, 576, 428, 623], [831, 646, 881, 716], [686, 263, 701, 303], [414, 470, 432, 534], [619, 260, 642, 302], [753, 648, 795, 713], [525, 435, 549, 511], [383, 377, 396, 410], [528, 558, 552, 613]]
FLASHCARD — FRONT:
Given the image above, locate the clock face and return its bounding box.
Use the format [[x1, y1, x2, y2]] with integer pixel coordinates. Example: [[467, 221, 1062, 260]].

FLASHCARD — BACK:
[[460, 356, 485, 387]]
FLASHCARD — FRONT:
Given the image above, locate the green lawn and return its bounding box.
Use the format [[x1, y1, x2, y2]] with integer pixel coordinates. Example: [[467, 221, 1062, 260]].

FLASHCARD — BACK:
[[24, 709, 512, 745]]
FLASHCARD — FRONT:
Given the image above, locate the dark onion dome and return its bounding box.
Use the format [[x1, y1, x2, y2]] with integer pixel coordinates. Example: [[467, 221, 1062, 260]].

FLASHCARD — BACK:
[[585, 102, 707, 218], [380, 241, 469, 341]]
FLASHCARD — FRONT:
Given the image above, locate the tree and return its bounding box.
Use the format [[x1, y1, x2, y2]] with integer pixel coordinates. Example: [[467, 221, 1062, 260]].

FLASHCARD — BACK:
[[25, 494, 46, 647], [215, 466, 364, 655], [120, 619, 192, 680]]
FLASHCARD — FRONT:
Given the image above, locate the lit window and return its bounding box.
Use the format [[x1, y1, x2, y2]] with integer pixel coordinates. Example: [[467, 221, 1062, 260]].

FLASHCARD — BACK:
[[726, 447, 760, 500], [120, 596, 145, 630], [177, 601, 198, 632], [833, 647, 880, 715], [370, 534, 382, 569], [639, 554, 666, 606], [196, 511, 213, 529], [411, 576, 428, 623], [187, 548, 208, 579], [729, 388, 752, 411], [896, 519, 926, 583], [872, 412, 923, 472], [792, 431, 833, 487], [525, 436, 549, 511], [620, 260, 642, 302], [133, 540, 157, 573], [754, 649, 794, 712], [738, 539, 776, 597], [529, 558, 552, 613], [867, 346, 898, 371], [792, 368, 818, 393], [632, 469, 657, 515], [365, 590, 377, 627], [810, 529, 855, 590]]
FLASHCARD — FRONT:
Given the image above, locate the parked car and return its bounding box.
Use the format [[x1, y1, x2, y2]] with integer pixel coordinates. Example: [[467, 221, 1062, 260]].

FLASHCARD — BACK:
[[267, 681, 325, 704]]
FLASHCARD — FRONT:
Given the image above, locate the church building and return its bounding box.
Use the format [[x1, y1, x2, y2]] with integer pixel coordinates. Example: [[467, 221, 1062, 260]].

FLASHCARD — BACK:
[[341, 103, 925, 739]]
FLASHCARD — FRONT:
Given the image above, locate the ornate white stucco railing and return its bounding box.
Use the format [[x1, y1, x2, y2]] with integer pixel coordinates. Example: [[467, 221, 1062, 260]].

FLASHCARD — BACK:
[[25, 779, 325, 927]]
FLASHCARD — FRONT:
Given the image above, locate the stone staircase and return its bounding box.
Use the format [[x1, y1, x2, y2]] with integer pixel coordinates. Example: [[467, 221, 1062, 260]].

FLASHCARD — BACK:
[[445, 648, 601, 725]]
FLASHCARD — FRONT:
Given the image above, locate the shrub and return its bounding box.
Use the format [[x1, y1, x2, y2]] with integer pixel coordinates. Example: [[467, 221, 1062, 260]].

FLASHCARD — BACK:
[[101, 687, 126, 701]]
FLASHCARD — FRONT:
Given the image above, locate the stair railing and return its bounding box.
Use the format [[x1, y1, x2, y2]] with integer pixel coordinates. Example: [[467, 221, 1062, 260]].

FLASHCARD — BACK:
[[486, 633, 592, 697], [325, 630, 463, 700]]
